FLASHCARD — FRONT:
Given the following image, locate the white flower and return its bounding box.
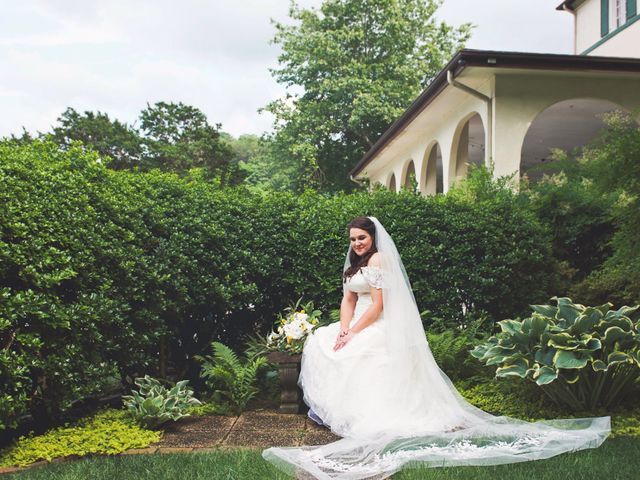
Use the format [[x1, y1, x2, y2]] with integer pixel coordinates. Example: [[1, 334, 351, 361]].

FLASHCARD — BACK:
[[267, 331, 280, 344], [300, 319, 314, 332], [283, 320, 305, 340]]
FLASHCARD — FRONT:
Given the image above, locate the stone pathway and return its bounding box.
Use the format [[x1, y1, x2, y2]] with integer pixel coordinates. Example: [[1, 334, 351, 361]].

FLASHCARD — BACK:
[[0, 409, 340, 475], [149, 408, 340, 451]]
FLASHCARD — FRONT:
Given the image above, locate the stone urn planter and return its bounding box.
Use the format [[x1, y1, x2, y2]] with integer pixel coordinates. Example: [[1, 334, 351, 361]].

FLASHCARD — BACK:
[[267, 352, 304, 414]]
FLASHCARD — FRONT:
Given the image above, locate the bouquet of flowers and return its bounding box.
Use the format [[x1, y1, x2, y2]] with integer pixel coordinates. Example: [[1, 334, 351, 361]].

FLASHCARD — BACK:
[[267, 299, 322, 354]]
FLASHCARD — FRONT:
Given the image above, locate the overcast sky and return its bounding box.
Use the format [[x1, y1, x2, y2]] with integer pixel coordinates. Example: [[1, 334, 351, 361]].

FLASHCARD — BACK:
[[0, 1, 573, 138]]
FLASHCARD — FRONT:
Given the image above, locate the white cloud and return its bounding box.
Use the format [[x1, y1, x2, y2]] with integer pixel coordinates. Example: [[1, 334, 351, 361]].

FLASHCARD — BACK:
[[0, 0, 574, 138], [437, 0, 573, 54]]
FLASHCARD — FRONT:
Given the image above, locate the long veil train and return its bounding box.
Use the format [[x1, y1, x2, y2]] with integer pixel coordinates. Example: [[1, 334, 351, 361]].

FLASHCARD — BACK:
[[262, 216, 610, 480]]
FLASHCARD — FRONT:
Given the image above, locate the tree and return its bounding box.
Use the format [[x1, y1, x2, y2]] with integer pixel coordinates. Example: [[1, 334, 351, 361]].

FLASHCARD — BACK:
[[50, 108, 143, 170], [140, 102, 239, 183], [45, 103, 241, 184], [522, 111, 640, 305], [265, 0, 471, 191], [572, 112, 640, 304], [223, 133, 301, 191]]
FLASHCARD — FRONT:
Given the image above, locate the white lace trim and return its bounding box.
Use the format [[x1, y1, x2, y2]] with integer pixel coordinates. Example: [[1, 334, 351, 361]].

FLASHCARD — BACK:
[[361, 266, 384, 289]]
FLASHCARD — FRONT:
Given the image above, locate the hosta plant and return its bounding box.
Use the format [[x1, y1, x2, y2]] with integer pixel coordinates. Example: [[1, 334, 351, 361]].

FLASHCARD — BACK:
[[195, 341, 267, 415], [122, 375, 202, 429], [471, 297, 640, 410]]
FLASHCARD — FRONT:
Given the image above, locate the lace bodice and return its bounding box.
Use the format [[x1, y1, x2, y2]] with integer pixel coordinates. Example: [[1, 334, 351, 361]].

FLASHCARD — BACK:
[[345, 266, 384, 293]]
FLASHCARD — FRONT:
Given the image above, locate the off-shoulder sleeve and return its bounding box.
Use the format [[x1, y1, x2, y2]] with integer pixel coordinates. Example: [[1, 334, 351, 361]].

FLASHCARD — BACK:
[[362, 266, 385, 289]]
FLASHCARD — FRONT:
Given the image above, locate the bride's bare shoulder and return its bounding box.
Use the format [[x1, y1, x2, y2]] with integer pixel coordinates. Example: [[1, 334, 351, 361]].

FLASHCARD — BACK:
[[367, 252, 381, 267]]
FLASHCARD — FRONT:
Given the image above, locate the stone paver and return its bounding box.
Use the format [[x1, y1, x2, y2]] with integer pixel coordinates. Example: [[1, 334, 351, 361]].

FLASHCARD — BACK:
[[153, 414, 237, 448], [301, 430, 341, 446], [165, 415, 237, 432], [0, 466, 22, 474], [223, 428, 304, 448], [159, 429, 226, 448], [234, 411, 306, 431]]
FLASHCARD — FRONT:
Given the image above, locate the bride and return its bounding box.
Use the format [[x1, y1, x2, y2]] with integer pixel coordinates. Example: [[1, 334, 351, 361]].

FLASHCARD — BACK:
[[263, 216, 610, 480]]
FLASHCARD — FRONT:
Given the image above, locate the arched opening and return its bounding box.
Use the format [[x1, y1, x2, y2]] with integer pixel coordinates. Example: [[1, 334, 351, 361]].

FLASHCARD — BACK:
[[450, 113, 486, 186], [521, 98, 630, 181], [388, 173, 396, 192], [402, 160, 417, 191], [421, 142, 443, 195]]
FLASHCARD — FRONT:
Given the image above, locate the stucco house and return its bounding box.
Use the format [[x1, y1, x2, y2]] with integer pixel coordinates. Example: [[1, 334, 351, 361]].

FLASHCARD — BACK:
[[351, 1, 640, 193], [562, 0, 639, 56]]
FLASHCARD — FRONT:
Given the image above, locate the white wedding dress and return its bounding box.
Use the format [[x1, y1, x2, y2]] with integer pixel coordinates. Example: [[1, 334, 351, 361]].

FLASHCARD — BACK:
[[263, 217, 610, 480], [299, 265, 398, 439]]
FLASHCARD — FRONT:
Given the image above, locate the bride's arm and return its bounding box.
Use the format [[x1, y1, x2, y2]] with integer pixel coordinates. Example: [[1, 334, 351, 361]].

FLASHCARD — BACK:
[[334, 287, 383, 351], [338, 290, 358, 339], [334, 254, 384, 351], [349, 287, 383, 334]]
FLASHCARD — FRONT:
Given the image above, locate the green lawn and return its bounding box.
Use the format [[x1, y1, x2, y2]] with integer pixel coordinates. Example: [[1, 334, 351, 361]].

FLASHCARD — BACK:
[[6, 437, 639, 480]]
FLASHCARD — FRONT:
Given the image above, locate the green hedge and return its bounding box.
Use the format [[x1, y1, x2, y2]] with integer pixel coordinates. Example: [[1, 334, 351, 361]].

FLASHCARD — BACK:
[[0, 140, 553, 430], [1, 142, 163, 428]]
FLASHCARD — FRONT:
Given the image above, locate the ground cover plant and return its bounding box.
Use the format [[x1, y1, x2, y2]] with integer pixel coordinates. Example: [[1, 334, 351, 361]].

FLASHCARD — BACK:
[[0, 409, 160, 468]]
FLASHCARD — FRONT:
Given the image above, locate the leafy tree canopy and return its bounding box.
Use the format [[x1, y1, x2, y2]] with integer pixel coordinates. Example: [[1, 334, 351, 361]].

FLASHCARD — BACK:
[[51, 108, 143, 170], [139, 101, 237, 182], [41, 103, 242, 185], [264, 0, 472, 191]]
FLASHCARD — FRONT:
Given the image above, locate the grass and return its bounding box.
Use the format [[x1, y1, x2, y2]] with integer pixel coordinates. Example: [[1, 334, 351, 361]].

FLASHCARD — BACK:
[[5, 437, 639, 480]]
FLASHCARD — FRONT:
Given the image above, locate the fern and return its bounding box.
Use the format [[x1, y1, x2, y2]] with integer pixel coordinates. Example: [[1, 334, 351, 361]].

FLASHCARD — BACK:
[[195, 341, 267, 415], [427, 316, 489, 380], [243, 331, 271, 361]]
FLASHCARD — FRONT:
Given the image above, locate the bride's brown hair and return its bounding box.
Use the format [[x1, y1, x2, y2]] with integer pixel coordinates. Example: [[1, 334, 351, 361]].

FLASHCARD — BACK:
[[343, 216, 378, 283]]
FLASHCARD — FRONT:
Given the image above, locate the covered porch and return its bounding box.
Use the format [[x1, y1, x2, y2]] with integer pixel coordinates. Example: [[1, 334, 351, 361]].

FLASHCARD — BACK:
[[351, 50, 640, 193]]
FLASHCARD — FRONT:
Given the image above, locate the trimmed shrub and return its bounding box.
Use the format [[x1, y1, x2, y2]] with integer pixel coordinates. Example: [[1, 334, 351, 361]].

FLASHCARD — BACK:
[[0, 141, 164, 428], [0, 140, 553, 430]]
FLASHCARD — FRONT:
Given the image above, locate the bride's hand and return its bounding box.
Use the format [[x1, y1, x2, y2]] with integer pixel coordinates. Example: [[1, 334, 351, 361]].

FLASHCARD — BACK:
[[333, 329, 355, 351], [335, 328, 349, 343]]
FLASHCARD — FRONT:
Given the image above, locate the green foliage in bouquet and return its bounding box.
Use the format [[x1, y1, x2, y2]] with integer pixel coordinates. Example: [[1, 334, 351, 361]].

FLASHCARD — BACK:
[[122, 375, 201, 429], [266, 299, 323, 354], [195, 342, 267, 415], [471, 297, 640, 410]]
